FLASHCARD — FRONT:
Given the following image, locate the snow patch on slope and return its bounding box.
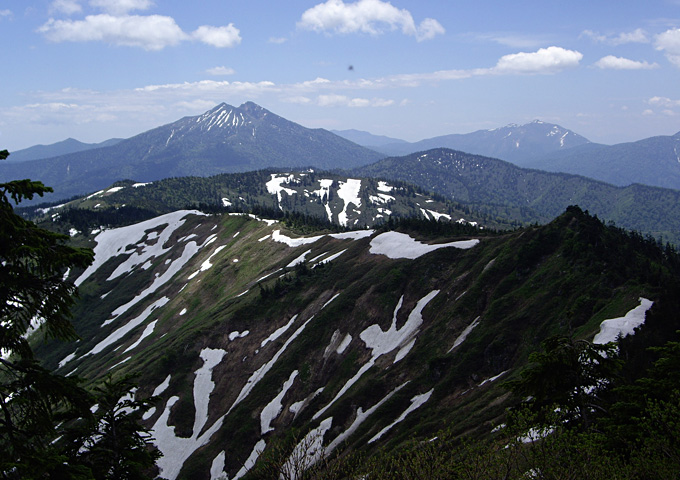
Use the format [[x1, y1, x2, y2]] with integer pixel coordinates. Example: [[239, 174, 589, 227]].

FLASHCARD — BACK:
[[327, 382, 407, 454], [370, 231, 479, 259], [76, 210, 206, 286], [86, 296, 169, 356], [313, 291, 438, 420], [593, 298, 653, 344], [336, 179, 362, 227], [152, 348, 227, 480], [261, 370, 298, 434], [281, 418, 333, 479], [368, 389, 434, 443]]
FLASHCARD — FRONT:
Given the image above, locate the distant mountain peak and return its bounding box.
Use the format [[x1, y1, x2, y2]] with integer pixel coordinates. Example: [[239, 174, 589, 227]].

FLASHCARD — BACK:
[[191, 102, 252, 132]]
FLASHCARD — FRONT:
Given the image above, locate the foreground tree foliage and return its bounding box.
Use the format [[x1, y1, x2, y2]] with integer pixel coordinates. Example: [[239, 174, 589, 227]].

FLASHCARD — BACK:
[[0, 150, 159, 479]]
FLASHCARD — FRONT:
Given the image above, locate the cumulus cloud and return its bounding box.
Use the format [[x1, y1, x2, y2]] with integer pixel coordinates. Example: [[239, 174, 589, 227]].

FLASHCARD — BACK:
[[655, 28, 680, 67], [38, 14, 188, 50], [39, 14, 241, 50], [492, 46, 583, 74], [269, 36, 287, 44], [89, 0, 154, 15], [192, 24, 241, 48], [581, 28, 649, 45], [0, 9, 12, 18], [594, 55, 659, 70], [297, 0, 444, 42], [206, 66, 236, 76]]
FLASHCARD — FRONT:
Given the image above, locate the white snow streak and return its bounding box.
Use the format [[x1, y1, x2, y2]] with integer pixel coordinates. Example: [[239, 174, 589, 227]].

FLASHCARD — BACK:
[[326, 382, 407, 454], [368, 389, 434, 443], [229, 315, 313, 414], [153, 375, 171, 396], [152, 348, 227, 480], [261, 371, 298, 434], [105, 239, 204, 325], [312, 248, 346, 267], [87, 297, 169, 356], [447, 316, 480, 353], [76, 210, 205, 286], [232, 439, 266, 479], [281, 418, 333, 480], [313, 291, 438, 420], [123, 319, 157, 353], [286, 249, 312, 268], [261, 315, 298, 348], [188, 245, 226, 280], [210, 451, 226, 480]]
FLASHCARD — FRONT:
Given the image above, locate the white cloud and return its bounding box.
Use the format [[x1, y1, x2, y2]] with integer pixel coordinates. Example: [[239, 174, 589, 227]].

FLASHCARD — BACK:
[[49, 0, 82, 15], [581, 28, 649, 45], [282, 96, 313, 104], [38, 14, 241, 50], [206, 66, 236, 76], [38, 14, 188, 50], [0, 9, 12, 18], [134, 79, 277, 95], [89, 0, 154, 15], [492, 46, 583, 74], [649, 96, 680, 108], [318, 94, 350, 106], [470, 32, 551, 48], [297, 0, 444, 42], [655, 28, 680, 67], [192, 24, 241, 48], [415, 17, 445, 42], [317, 94, 393, 107], [594, 55, 659, 70], [269, 36, 287, 44]]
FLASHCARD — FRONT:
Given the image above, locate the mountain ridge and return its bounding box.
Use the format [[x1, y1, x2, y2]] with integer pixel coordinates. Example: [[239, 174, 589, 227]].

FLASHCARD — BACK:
[[0, 102, 383, 204], [31, 202, 680, 479], [343, 120, 591, 160], [353, 147, 680, 245], [6, 137, 123, 163]]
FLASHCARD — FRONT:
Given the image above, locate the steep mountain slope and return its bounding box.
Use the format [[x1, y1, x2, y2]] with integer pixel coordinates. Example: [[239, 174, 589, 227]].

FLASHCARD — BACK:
[[34, 205, 680, 479], [0, 102, 382, 203], [6, 137, 122, 163], [354, 148, 680, 245], [521, 131, 680, 189], [362, 121, 590, 160]]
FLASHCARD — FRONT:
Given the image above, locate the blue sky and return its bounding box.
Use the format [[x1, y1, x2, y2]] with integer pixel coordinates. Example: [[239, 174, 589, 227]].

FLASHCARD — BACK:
[[2, 0, 680, 151]]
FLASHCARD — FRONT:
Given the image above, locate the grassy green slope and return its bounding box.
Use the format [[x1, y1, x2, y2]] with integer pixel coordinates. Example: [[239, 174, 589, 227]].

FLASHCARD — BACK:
[[31, 204, 680, 479]]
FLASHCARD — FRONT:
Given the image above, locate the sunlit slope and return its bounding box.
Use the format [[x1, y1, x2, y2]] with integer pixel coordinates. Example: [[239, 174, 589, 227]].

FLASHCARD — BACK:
[[34, 206, 680, 479]]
